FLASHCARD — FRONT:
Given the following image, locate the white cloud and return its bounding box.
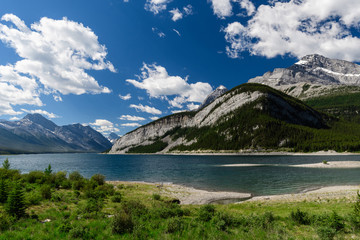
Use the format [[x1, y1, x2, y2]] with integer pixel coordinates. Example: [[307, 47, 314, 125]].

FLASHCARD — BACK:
[[210, 0, 255, 18], [173, 29, 181, 37], [90, 119, 120, 134], [224, 0, 360, 61], [119, 115, 146, 121], [9, 116, 20, 121], [130, 104, 162, 115], [121, 123, 141, 127], [126, 64, 212, 109], [187, 103, 199, 111], [0, 14, 114, 116], [183, 5, 193, 15], [169, 8, 183, 22], [119, 93, 131, 100], [171, 110, 185, 114], [21, 109, 59, 119], [152, 27, 166, 38], [210, 0, 233, 19], [145, 0, 172, 14], [150, 116, 159, 121]]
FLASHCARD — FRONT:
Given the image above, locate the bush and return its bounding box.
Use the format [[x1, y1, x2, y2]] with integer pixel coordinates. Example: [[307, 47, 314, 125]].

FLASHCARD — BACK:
[[69, 171, 83, 182], [112, 210, 134, 234], [156, 203, 184, 219], [58, 220, 72, 233], [90, 174, 105, 186], [72, 180, 85, 191], [5, 181, 27, 219], [0, 213, 14, 231], [122, 200, 148, 217], [166, 217, 184, 233], [2, 158, 10, 170], [111, 192, 122, 203], [24, 171, 45, 184], [198, 205, 216, 222], [317, 226, 336, 240], [153, 193, 161, 201], [290, 209, 311, 225], [25, 191, 42, 206], [69, 224, 88, 238], [40, 185, 52, 200], [83, 198, 103, 214]]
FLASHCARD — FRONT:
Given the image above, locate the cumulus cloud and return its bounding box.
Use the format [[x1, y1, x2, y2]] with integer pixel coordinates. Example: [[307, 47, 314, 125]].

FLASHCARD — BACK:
[[9, 116, 20, 121], [130, 104, 162, 115], [121, 123, 141, 127], [119, 93, 131, 100], [224, 0, 360, 61], [145, 0, 172, 14], [90, 119, 120, 134], [21, 109, 59, 119], [0, 14, 114, 116], [169, 8, 183, 22], [169, 5, 193, 22], [187, 103, 199, 111], [150, 116, 159, 121], [119, 115, 146, 121], [209, 0, 255, 18], [126, 64, 212, 109], [210, 0, 233, 19]]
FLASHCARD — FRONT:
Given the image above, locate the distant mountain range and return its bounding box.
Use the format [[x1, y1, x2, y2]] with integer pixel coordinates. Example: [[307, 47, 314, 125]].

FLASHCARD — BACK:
[[110, 54, 360, 154], [0, 114, 111, 154]]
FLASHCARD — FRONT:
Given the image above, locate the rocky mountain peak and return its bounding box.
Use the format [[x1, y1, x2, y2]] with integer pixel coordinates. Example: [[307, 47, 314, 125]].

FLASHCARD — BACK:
[[197, 85, 228, 110], [22, 113, 58, 131]]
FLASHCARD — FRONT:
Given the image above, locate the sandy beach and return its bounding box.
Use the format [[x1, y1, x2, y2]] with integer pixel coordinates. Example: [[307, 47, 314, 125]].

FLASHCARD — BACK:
[[108, 181, 360, 205]]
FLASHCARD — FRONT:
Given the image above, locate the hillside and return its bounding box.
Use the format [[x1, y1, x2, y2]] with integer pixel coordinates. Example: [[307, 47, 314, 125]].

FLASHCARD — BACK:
[[110, 83, 360, 154], [0, 114, 111, 154]]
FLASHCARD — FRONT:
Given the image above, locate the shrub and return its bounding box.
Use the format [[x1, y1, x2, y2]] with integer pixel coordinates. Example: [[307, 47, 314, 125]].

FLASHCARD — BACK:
[[24, 171, 45, 184], [58, 220, 72, 233], [40, 185, 52, 200], [156, 203, 184, 219], [5, 181, 27, 219], [83, 198, 103, 214], [0, 213, 14, 231], [25, 191, 42, 206], [122, 200, 148, 218], [152, 193, 161, 201], [44, 164, 52, 175], [329, 211, 344, 232], [166, 217, 184, 233], [111, 192, 122, 203], [290, 209, 311, 225], [72, 180, 85, 191], [90, 174, 105, 186], [69, 224, 88, 238], [198, 205, 216, 222], [69, 171, 83, 182], [317, 226, 336, 240], [112, 210, 134, 234]]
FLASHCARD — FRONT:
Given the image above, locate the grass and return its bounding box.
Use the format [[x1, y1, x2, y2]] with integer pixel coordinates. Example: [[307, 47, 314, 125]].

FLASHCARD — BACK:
[[1, 162, 360, 239]]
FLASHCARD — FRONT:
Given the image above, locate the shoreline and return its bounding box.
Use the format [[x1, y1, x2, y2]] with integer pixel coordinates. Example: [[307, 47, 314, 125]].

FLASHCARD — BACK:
[[108, 150, 360, 156], [220, 161, 360, 168], [107, 180, 360, 205]]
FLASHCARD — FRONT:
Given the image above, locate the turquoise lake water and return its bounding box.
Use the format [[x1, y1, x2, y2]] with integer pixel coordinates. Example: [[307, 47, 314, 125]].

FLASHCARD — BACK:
[[3, 153, 360, 196]]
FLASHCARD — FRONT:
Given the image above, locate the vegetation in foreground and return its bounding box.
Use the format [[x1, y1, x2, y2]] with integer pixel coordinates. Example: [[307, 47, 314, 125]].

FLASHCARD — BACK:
[[1, 159, 360, 239]]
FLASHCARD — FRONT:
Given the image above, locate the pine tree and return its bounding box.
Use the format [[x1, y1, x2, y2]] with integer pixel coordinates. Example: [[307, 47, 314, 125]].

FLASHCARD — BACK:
[[5, 181, 26, 219], [2, 158, 10, 170], [0, 179, 8, 203]]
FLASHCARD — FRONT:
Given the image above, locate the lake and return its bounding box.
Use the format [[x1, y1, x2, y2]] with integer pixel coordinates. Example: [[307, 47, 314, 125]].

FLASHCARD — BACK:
[[3, 153, 360, 196]]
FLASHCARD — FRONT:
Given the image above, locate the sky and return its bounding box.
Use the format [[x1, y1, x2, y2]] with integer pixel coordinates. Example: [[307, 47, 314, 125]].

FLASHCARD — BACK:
[[1, 0, 360, 137]]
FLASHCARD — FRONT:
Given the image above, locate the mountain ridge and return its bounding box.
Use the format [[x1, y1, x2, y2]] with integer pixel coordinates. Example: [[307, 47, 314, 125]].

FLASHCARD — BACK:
[[0, 114, 111, 154]]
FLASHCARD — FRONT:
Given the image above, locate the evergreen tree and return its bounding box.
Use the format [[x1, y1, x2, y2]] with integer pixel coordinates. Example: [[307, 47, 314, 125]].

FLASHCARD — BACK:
[[5, 181, 26, 219], [44, 164, 52, 175], [0, 179, 8, 203], [2, 158, 10, 170]]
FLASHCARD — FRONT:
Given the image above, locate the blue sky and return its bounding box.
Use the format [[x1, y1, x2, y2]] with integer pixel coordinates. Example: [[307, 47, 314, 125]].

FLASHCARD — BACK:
[[1, 0, 360, 136]]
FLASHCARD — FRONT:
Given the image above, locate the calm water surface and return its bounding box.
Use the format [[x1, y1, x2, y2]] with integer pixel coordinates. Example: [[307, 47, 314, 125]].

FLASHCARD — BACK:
[[3, 153, 360, 196]]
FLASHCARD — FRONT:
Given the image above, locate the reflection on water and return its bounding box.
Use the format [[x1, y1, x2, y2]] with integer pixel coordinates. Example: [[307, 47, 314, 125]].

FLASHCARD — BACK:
[[2, 153, 360, 196]]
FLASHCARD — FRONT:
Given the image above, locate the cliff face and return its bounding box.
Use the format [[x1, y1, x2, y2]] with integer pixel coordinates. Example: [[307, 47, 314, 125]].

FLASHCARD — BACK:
[[110, 83, 326, 154]]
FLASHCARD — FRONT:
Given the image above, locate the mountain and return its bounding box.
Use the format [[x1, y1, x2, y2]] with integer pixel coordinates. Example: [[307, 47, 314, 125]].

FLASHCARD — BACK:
[[0, 114, 112, 154], [110, 83, 346, 154], [197, 85, 228, 110], [248, 54, 360, 99], [108, 132, 120, 144]]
